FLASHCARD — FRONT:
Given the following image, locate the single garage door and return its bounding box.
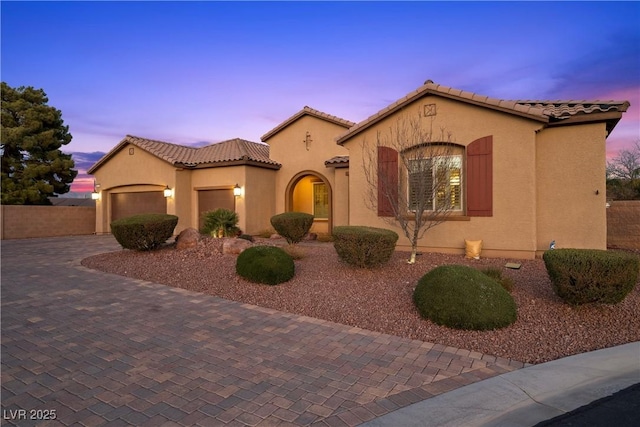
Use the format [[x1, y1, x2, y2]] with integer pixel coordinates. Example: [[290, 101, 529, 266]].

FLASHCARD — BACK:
[[111, 191, 166, 222], [198, 189, 235, 230]]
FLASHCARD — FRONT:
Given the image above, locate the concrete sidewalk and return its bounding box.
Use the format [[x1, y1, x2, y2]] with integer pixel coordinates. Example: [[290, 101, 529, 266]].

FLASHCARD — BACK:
[[362, 342, 640, 427]]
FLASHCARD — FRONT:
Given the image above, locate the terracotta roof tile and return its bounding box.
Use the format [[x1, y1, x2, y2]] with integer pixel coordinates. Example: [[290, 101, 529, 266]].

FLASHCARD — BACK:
[[88, 135, 280, 174], [324, 155, 349, 167], [336, 81, 629, 145], [512, 100, 630, 119], [261, 106, 355, 142]]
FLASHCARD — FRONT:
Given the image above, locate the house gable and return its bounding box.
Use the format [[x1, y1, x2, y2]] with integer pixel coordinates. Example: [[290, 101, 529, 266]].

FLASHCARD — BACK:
[[88, 135, 281, 175], [261, 106, 354, 143], [336, 80, 629, 146]]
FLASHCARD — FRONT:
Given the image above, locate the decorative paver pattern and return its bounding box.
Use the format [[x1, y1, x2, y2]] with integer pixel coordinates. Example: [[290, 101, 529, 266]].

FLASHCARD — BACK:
[[1, 236, 525, 426]]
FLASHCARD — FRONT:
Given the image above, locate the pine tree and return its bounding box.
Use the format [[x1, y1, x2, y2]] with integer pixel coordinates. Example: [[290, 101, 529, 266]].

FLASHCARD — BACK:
[[1, 82, 77, 204]]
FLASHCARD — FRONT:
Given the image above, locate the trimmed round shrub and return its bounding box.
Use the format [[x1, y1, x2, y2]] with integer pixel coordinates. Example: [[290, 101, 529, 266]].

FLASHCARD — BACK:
[[236, 246, 295, 285], [201, 208, 240, 237], [333, 226, 398, 268], [413, 265, 517, 330], [543, 249, 639, 305], [111, 213, 178, 251], [270, 212, 314, 244]]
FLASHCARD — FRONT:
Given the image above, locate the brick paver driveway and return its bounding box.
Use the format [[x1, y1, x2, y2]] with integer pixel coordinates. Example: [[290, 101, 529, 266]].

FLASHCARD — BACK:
[[1, 235, 524, 426]]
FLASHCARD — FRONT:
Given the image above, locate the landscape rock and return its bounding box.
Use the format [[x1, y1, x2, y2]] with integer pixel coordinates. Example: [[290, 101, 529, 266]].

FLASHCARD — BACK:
[[223, 238, 253, 255], [176, 228, 200, 250], [270, 233, 283, 240]]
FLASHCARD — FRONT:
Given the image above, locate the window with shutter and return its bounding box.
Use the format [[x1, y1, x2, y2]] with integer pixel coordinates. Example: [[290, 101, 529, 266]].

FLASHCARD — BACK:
[[408, 156, 462, 211], [467, 136, 493, 217]]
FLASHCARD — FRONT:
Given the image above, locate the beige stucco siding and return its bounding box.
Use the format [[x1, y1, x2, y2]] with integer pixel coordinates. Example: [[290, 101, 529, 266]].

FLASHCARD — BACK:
[[343, 95, 544, 258], [173, 169, 193, 233], [535, 123, 608, 253], [243, 167, 276, 234], [268, 115, 349, 214], [93, 144, 176, 233], [333, 168, 349, 226], [190, 165, 276, 235]]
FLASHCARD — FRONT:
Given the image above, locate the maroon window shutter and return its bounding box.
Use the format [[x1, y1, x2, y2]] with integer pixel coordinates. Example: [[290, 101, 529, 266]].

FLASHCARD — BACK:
[[467, 136, 493, 217], [377, 146, 398, 217]]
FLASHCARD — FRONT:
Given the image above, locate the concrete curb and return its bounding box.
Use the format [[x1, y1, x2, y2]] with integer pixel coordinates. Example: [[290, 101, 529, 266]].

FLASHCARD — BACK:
[[362, 342, 640, 427]]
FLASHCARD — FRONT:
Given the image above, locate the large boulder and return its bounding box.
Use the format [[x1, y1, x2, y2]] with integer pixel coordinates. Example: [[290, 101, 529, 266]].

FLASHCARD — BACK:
[[223, 238, 253, 255], [176, 228, 200, 250]]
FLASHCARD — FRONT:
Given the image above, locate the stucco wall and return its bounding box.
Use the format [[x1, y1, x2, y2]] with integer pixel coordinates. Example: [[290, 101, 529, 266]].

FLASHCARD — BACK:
[[1, 205, 95, 239], [266, 114, 350, 232], [93, 143, 177, 233], [607, 200, 640, 250], [343, 95, 544, 259], [536, 123, 608, 254], [244, 167, 277, 234]]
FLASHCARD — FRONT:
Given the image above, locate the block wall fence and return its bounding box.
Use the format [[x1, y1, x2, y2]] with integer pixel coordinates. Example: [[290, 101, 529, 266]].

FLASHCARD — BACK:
[[1, 205, 96, 240], [0, 202, 638, 250], [607, 200, 640, 250]]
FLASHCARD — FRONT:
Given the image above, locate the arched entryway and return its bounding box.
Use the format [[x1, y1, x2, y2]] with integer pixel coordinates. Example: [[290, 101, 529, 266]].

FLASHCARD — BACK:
[[285, 171, 332, 234]]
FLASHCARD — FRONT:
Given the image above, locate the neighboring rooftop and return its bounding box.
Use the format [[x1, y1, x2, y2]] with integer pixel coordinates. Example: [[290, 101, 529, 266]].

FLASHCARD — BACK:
[[261, 106, 355, 142], [336, 80, 630, 144], [88, 135, 281, 174]]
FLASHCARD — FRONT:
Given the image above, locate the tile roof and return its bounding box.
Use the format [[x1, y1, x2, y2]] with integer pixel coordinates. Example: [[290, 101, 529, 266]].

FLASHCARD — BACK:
[[88, 135, 280, 174], [336, 80, 630, 144], [512, 101, 630, 119], [324, 155, 349, 167], [261, 106, 355, 142]]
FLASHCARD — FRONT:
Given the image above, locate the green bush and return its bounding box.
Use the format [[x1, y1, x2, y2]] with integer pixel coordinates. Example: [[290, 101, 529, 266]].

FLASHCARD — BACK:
[[543, 249, 639, 305], [332, 226, 398, 268], [270, 212, 314, 244], [236, 246, 295, 285], [413, 265, 517, 330], [201, 208, 240, 237], [480, 267, 515, 293], [111, 213, 178, 251]]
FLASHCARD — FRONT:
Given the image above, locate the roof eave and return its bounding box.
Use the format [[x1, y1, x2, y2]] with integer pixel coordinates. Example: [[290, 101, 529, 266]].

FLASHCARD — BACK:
[[336, 88, 548, 145], [87, 137, 131, 175], [178, 159, 281, 170], [546, 111, 625, 135], [261, 108, 353, 142]]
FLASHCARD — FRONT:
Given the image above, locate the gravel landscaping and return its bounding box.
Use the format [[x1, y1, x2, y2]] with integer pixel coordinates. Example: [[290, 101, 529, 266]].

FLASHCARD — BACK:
[[81, 237, 640, 365]]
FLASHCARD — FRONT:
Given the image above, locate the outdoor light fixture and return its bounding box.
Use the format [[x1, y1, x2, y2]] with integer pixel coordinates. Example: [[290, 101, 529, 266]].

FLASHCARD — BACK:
[[233, 183, 242, 197], [164, 186, 173, 198], [91, 180, 100, 200]]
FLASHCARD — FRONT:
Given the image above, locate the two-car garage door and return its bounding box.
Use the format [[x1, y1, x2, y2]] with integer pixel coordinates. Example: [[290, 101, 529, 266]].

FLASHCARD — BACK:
[[111, 191, 166, 222], [110, 189, 235, 230]]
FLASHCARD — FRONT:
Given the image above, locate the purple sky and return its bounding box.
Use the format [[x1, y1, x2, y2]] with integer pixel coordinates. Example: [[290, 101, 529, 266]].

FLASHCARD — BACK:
[[2, 1, 639, 194]]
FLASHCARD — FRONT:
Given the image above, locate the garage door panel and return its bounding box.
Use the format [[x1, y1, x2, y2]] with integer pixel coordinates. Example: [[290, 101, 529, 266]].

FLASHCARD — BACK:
[[198, 189, 235, 230], [111, 192, 166, 222]]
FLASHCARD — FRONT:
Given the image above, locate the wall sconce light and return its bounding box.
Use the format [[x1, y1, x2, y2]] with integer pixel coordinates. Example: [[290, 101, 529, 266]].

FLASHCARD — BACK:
[[91, 180, 100, 200], [233, 183, 242, 197], [164, 186, 173, 198]]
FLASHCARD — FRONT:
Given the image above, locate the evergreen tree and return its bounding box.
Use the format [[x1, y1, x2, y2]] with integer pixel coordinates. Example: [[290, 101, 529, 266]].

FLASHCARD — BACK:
[[1, 82, 77, 204]]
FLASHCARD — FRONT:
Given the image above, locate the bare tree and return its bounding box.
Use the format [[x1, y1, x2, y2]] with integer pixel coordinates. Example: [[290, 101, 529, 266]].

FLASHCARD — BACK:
[[606, 139, 640, 200], [607, 139, 640, 180], [362, 113, 461, 264]]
